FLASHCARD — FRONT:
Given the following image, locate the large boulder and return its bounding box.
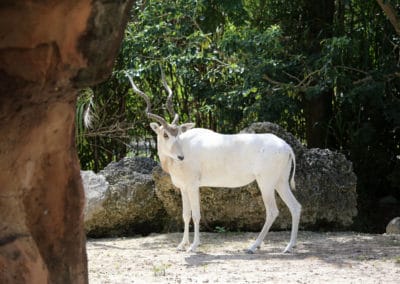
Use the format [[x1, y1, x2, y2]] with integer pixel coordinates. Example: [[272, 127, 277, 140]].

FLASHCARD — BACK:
[[386, 217, 400, 234], [82, 157, 170, 237], [0, 1, 133, 283], [153, 122, 357, 231], [81, 171, 109, 222]]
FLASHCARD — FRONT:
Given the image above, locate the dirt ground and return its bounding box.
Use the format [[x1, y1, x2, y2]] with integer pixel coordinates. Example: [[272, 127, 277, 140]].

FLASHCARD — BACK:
[[87, 231, 400, 283]]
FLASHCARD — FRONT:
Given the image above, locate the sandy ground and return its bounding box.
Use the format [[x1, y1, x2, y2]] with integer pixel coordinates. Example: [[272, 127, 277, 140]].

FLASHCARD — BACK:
[[87, 231, 400, 283]]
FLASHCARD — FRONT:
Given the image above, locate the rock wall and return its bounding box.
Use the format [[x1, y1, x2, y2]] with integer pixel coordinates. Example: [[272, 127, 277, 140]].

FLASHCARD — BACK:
[[0, 1, 133, 283], [83, 157, 170, 237], [83, 123, 357, 235], [154, 122, 358, 231]]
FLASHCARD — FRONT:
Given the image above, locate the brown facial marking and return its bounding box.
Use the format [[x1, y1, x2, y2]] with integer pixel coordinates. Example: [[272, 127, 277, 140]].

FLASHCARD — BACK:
[[165, 125, 178, 137]]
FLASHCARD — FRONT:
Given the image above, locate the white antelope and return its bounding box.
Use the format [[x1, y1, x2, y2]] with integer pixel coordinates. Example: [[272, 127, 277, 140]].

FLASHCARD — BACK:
[[126, 71, 301, 254]]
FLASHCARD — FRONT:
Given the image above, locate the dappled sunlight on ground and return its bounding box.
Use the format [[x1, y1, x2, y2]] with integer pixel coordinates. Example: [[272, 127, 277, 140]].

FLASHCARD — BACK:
[[87, 231, 400, 283]]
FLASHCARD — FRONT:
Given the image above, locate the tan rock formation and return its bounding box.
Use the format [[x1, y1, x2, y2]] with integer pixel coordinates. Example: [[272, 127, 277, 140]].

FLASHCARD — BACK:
[[0, 1, 132, 283]]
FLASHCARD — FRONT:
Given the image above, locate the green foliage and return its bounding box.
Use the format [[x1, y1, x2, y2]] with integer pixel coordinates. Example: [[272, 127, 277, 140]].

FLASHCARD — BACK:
[[77, 0, 400, 231], [214, 226, 227, 233]]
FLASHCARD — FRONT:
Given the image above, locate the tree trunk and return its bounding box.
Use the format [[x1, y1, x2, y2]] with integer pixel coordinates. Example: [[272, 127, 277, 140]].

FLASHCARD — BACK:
[[304, 90, 333, 148], [302, 0, 335, 148], [376, 0, 400, 35]]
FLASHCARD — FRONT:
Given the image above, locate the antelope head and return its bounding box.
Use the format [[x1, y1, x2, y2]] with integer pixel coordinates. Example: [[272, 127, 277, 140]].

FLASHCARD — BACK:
[[125, 69, 194, 161]]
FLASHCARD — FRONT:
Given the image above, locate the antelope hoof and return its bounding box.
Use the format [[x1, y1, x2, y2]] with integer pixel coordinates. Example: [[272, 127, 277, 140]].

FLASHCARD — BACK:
[[283, 244, 295, 253], [187, 243, 199, 253], [177, 242, 189, 251], [246, 243, 260, 254], [246, 245, 257, 254]]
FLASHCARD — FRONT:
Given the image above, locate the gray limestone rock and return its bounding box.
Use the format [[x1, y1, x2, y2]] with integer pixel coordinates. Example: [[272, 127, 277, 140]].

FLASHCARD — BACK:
[[82, 157, 169, 237], [386, 217, 400, 234], [83, 122, 358, 235], [153, 122, 358, 231], [81, 170, 109, 222]]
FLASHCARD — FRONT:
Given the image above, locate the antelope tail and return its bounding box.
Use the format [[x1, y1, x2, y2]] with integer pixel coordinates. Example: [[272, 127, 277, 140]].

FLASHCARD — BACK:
[[289, 148, 296, 191]]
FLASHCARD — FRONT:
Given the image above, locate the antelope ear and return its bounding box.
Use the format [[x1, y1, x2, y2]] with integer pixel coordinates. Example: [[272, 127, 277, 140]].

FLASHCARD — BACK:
[[180, 123, 195, 133], [150, 122, 161, 134]]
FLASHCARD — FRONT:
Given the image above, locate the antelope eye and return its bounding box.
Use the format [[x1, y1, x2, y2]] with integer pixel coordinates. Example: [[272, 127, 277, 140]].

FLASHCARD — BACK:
[[163, 132, 169, 139]]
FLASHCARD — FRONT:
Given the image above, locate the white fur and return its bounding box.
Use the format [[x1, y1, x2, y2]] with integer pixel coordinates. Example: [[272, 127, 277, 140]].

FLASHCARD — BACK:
[[151, 123, 301, 254]]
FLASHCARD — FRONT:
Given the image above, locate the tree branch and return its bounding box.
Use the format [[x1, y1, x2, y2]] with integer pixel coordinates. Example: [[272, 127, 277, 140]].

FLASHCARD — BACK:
[[376, 0, 400, 35]]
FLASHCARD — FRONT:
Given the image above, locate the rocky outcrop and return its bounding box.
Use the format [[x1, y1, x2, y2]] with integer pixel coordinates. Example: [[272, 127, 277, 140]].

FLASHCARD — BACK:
[[0, 1, 133, 283], [83, 157, 170, 237], [82, 123, 357, 235], [386, 217, 400, 234], [81, 171, 109, 222], [153, 122, 358, 231], [153, 167, 266, 231], [241, 122, 305, 157]]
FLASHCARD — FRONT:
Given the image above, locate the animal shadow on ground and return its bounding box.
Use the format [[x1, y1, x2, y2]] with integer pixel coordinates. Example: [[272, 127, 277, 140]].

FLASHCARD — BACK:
[[183, 231, 400, 268]]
